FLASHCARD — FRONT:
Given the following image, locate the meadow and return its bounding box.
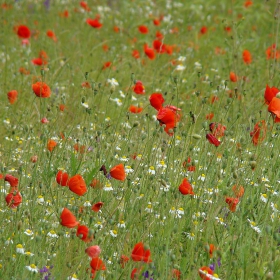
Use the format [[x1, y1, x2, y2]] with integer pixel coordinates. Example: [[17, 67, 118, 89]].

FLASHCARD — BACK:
[[1, 0, 280, 279]]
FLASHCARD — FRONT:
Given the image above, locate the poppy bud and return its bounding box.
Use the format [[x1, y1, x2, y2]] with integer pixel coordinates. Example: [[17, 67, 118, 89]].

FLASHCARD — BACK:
[[192, 134, 201, 139], [266, 272, 274, 279], [250, 161, 257, 169], [30, 155, 38, 163]]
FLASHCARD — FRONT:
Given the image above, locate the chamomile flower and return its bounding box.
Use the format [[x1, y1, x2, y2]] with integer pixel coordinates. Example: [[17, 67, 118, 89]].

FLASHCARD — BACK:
[[148, 166, 155, 175], [178, 56, 186, 62], [215, 217, 226, 226], [260, 193, 268, 203], [145, 203, 153, 213], [5, 238, 13, 245], [175, 64, 186, 71], [110, 98, 123, 106], [194, 61, 202, 69], [198, 174, 206, 181], [67, 274, 79, 280], [16, 244, 25, 254], [94, 221, 103, 230], [125, 166, 134, 173], [47, 230, 59, 238], [24, 229, 34, 236], [104, 182, 113, 191], [119, 156, 129, 162], [186, 232, 195, 240], [247, 219, 261, 234], [157, 160, 167, 168], [81, 102, 89, 109], [37, 195, 44, 205], [25, 251, 34, 257], [117, 221, 126, 228], [26, 264, 38, 273], [83, 201, 91, 207], [107, 78, 119, 87], [110, 230, 118, 237]]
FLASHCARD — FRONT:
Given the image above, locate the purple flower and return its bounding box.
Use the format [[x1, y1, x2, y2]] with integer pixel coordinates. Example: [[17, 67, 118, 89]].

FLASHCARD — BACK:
[[209, 258, 221, 271], [43, 0, 51, 10], [142, 270, 153, 279]]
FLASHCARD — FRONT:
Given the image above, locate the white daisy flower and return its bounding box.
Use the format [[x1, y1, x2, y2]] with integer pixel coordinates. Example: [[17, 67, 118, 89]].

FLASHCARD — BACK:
[[25, 264, 38, 273]]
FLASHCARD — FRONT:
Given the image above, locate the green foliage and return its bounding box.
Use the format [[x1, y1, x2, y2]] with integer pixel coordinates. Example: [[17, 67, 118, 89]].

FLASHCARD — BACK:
[[1, 0, 280, 279]]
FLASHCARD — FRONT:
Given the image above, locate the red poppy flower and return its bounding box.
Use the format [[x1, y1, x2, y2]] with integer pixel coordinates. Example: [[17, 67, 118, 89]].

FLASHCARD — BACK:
[[92, 202, 104, 212], [153, 40, 165, 53], [200, 26, 208, 34], [76, 224, 93, 242], [4, 174, 19, 187], [56, 170, 69, 186], [31, 58, 44, 66], [244, 0, 253, 7], [19, 67, 30, 75], [120, 255, 130, 268], [132, 50, 140, 59], [80, 1, 90, 11], [149, 93, 165, 111], [225, 197, 239, 212], [198, 266, 213, 280], [68, 174, 87, 196], [208, 244, 215, 258], [41, 117, 49, 124], [7, 90, 18, 104], [90, 257, 106, 271], [73, 143, 86, 153], [264, 85, 279, 105], [230, 71, 237, 82], [46, 30, 57, 42], [133, 81, 145, 94], [5, 191, 22, 208], [32, 81, 51, 98], [131, 242, 152, 263], [144, 44, 156, 60], [206, 134, 221, 147], [85, 245, 101, 258], [138, 25, 149, 34], [153, 18, 161, 26], [113, 26, 120, 32], [17, 25, 31, 39], [60, 10, 69, 18], [60, 207, 79, 228], [102, 61, 111, 70], [266, 44, 280, 60], [243, 49, 252, 64], [81, 81, 91, 88], [232, 185, 245, 198], [110, 164, 126, 181], [209, 123, 226, 138], [86, 18, 102, 28], [156, 30, 164, 40], [206, 113, 214, 120], [131, 268, 142, 279], [47, 139, 57, 152], [179, 178, 194, 195], [90, 178, 103, 189], [224, 26, 231, 33], [250, 120, 267, 145], [182, 157, 196, 172], [268, 97, 280, 122], [172, 269, 181, 280], [165, 44, 173, 55], [157, 107, 180, 135], [129, 105, 143, 113]]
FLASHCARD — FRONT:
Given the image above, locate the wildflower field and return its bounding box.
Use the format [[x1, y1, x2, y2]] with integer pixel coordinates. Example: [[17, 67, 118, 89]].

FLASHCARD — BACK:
[[2, 0, 280, 279]]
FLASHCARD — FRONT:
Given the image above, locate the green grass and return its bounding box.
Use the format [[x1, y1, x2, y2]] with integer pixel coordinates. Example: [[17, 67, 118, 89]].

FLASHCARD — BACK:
[[1, 0, 280, 279]]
